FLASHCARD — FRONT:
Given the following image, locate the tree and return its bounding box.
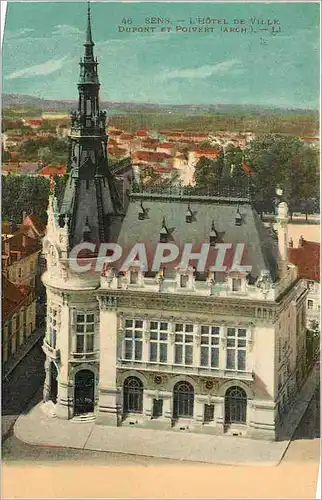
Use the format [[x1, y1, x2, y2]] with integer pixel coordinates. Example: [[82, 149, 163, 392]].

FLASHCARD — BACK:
[[18, 137, 69, 163], [245, 134, 319, 218], [194, 156, 221, 190], [37, 146, 51, 165], [2, 175, 50, 222], [222, 144, 244, 179], [2, 148, 11, 162]]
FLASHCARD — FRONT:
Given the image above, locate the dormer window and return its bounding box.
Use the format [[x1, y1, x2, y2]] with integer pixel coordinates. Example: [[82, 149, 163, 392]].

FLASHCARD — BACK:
[[232, 278, 241, 291], [235, 206, 242, 226], [209, 220, 218, 246], [180, 274, 189, 288], [138, 201, 145, 220], [185, 204, 193, 223], [160, 217, 169, 243], [130, 270, 138, 284]]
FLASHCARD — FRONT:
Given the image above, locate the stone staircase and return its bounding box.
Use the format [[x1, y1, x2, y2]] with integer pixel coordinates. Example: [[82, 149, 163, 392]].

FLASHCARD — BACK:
[[71, 413, 96, 423]]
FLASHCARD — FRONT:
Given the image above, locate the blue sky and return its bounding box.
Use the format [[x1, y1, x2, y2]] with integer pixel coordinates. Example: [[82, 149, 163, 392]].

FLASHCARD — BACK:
[[2, 2, 320, 108]]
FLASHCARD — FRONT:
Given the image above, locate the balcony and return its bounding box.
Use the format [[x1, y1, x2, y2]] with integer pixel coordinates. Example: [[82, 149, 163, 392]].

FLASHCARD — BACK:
[[69, 351, 99, 363], [117, 359, 254, 381], [42, 339, 60, 361]]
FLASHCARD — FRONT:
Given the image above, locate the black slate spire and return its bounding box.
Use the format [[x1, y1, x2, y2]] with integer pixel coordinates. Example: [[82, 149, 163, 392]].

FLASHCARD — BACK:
[[59, 3, 124, 248]]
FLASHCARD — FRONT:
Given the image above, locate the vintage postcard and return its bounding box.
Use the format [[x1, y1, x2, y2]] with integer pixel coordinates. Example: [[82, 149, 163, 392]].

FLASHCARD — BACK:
[[1, 1, 320, 498]]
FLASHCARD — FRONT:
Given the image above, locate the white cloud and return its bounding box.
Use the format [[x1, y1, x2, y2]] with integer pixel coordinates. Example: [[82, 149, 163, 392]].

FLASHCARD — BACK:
[[6, 55, 70, 80], [160, 59, 241, 81], [52, 24, 81, 37]]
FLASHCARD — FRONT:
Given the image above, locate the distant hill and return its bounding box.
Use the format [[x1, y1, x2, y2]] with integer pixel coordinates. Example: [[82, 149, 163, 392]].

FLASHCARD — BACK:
[[2, 93, 318, 117]]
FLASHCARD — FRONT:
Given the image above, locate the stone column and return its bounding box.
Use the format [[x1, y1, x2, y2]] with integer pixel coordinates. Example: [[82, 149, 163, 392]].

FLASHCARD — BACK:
[[276, 202, 289, 278], [142, 316, 149, 363], [55, 294, 71, 420], [43, 357, 51, 402], [214, 396, 225, 428], [219, 324, 226, 370], [193, 323, 201, 367], [163, 393, 172, 422], [143, 390, 152, 418], [168, 318, 175, 364], [194, 398, 204, 424], [96, 296, 120, 426]]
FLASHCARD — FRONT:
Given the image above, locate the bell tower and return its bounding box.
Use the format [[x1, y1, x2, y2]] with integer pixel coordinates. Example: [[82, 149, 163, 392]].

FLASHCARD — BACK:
[[59, 2, 123, 249]]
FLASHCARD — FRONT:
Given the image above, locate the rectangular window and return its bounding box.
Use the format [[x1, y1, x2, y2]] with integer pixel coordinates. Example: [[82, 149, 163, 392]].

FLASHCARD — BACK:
[[174, 323, 194, 365], [152, 399, 163, 418], [226, 328, 247, 371], [232, 278, 241, 291], [204, 404, 215, 423], [149, 322, 169, 364], [307, 300, 313, 310], [200, 325, 220, 368], [47, 307, 58, 348], [123, 319, 143, 361], [75, 311, 95, 353]]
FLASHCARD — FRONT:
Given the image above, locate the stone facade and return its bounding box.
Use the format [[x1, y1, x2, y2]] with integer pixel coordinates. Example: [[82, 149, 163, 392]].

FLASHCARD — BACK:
[[41, 235, 308, 440], [40, 5, 310, 442]]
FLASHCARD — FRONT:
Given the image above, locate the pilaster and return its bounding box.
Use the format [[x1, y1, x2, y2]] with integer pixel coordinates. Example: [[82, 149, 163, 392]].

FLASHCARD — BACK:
[[96, 296, 120, 425]]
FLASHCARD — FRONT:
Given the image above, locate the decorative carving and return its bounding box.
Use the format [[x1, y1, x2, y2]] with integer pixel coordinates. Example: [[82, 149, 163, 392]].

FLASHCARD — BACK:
[[255, 270, 273, 297], [205, 380, 214, 390], [100, 295, 118, 310], [96, 291, 259, 318], [62, 292, 69, 306], [154, 375, 162, 385]]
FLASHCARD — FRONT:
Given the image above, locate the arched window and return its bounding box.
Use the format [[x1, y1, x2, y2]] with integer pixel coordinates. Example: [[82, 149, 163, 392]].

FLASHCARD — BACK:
[[123, 377, 143, 414], [224, 386, 247, 424], [173, 381, 194, 419]]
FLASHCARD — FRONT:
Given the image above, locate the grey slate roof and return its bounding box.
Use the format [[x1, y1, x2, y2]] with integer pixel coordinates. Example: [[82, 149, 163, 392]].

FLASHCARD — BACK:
[[116, 193, 278, 282]]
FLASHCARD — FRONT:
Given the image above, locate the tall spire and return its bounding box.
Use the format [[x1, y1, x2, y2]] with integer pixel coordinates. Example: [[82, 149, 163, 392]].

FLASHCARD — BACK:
[[85, 1, 94, 48], [59, 2, 124, 248], [84, 1, 95, 61]]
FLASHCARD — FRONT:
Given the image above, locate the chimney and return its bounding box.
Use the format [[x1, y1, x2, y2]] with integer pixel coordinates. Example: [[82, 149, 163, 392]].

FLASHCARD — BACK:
[[22, 234, 27, 248], [22, 211, 27, 223], [298, 235, 305, 248], [276, 201, 289, 277]]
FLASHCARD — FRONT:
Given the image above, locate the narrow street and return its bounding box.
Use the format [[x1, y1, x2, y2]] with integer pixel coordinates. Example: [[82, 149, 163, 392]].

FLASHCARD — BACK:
[[2, 340, 45, 441]]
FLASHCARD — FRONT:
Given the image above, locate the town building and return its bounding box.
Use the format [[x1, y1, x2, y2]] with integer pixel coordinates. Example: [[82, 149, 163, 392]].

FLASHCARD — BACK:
[[23, 118, 43, 129], [2, 275, 36, 365], [2, 215, 44, 365], [42, 112, 69, 121], [41, 6, 310, 441], [38, 165, 67, 177], [288, 237, 320, 329], [2, 230, 41, 289]]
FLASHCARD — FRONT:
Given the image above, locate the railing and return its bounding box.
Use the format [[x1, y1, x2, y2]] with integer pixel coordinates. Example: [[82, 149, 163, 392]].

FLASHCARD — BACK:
[[117, 359, 253, 381], [69, 351, 99, 362], [42, 339, 60, 360], [129, 179, 251, 201]]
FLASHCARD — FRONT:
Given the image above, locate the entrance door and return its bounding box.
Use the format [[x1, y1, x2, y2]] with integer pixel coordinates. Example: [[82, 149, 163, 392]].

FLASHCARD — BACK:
[[173, 381, 194, 419], [224, 386, 247, 425], [74, 370, 95, 415], [50, 362, 58, 404]]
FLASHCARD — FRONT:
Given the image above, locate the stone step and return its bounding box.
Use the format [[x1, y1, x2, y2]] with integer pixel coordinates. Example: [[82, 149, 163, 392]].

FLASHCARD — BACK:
[[71, 413, 96, 423]]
